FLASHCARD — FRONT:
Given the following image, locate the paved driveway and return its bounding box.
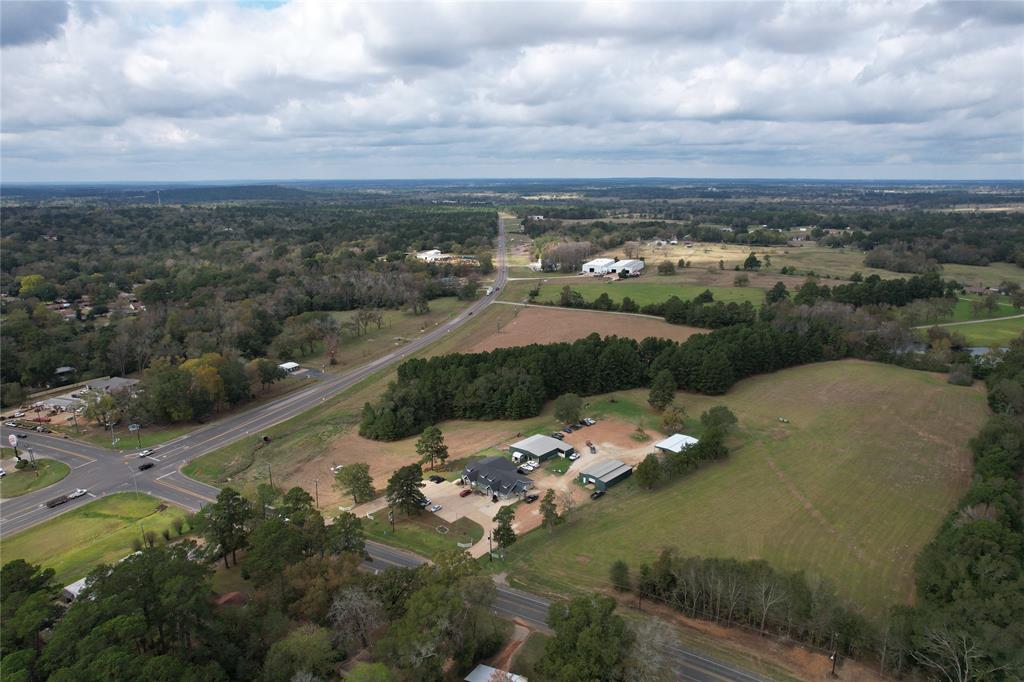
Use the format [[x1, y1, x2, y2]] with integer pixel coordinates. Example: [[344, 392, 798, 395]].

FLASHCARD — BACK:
[[424, 479, 518, 557]]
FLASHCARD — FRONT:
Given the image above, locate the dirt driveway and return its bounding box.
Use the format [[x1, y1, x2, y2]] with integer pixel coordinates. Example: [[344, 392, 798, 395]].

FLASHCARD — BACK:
[[514, 418, 663, 534]]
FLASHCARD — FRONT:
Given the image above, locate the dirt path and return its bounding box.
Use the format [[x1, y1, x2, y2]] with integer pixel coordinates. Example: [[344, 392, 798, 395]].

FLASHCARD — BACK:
[[487, 623, 531, 671], [913, 312, 1024, 329]]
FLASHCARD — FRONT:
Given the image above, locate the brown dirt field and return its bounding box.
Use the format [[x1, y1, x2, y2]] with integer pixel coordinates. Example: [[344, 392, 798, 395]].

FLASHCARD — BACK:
[[468, 306, 703, 352], [287, 420, 545, 510]]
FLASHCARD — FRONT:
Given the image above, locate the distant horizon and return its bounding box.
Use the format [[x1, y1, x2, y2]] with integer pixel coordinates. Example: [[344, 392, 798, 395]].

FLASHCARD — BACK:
[[4, 175, 1024, 187], [2, 2, 1021, 183]]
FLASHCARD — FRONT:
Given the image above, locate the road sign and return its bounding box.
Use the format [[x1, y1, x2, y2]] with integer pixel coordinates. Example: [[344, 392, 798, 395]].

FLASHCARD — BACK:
[[129, 423, 140, 432], [7, 434, 17, 448]]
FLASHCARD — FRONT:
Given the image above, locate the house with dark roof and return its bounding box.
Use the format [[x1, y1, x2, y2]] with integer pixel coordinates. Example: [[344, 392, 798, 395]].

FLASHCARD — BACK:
[[461, 456, 534, 500]]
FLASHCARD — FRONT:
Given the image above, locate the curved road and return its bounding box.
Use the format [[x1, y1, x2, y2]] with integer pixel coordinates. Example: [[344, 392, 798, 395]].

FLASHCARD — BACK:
[[0, 216, 507, 537], [0, 216, 764, 680]]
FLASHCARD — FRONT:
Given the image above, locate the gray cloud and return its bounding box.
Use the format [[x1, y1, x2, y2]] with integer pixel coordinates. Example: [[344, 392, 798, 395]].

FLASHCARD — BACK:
[[0, 1, 1021, 181], [1, 1, 68, 46]]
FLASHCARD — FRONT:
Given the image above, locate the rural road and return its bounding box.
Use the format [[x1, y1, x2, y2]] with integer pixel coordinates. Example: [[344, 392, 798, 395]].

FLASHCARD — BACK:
[[0, 216, 765, 681], [0, 215, 508, 537], [363, 540, 767, 682]]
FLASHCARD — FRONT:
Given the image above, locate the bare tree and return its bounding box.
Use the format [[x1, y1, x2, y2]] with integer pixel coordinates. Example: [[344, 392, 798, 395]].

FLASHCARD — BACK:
[[624, 619, 675, 682], [911, 629, 1003, 682], [756, 576, 787, 634], [329, 586, 384, 651], [557, 490, 576, 518]]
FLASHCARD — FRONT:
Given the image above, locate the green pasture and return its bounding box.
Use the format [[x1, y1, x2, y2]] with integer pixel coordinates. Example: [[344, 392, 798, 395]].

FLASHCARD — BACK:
[[533, 280, 764, 308]]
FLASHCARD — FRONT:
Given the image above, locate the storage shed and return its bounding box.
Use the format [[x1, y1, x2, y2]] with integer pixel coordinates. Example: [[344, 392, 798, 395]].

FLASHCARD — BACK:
[[581, 257, 616, 275], [509, 434, 574, 464], [654, 433, 699, 454], [609, 259, 645, 275], [578, 459, 633, 491]]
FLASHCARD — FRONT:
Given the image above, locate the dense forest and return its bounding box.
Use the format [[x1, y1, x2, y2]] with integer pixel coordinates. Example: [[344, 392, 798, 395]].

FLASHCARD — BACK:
[[0, 205, 496, 405]]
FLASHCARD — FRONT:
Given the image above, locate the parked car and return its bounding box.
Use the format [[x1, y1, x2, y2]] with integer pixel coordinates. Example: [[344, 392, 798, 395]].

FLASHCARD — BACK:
[[34, 426, 51, 433], [583, 418, 596, 426], [16, 433, 28, 438], [138, 462, 155, 471], [428, 475, 445, 483], [4, 421, 18, 427], [573, 422, 584, 429], [550, 432, 564, 440], [330, 464, 344, 474], [459, 489, 473, 498], [13, 412, 25, 418], [568, 453, 580, 461], [589, 445, 596, 454], [0, 468, 6, 478], [139, 449, 154, 458], [524, 494, 539, 503], [429, 504, 443, 513], [590, 490, 605, 499], [68, 488, 88, 499], [418, 497, 431, 507], [517, 467, 529, 475], [563, 427, 573, 434]]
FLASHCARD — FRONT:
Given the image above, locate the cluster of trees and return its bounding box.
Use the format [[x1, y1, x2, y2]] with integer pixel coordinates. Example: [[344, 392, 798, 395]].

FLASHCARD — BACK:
[[791, 272, 955, 308], [1, 204, 496, 397], [893, 340, 1024, 680], [0, 494, 518, 681], [361, 312, 848, 440], [634, 406, 735, 490], [608, 552, 874, 659]]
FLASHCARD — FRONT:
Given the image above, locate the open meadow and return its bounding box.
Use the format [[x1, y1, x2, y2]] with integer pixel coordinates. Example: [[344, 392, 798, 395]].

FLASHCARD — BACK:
[[496, 360, 989, 622], [2, 493, 189, 584]]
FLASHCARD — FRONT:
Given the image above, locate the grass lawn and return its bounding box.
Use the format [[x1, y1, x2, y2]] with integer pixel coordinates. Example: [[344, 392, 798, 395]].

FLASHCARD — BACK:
[[495, 360, 989, 623], [947, 317, 1024, 347], [533, 279, 764, 308], [0, 459, 70, 497], [509, 631, 550, 678], [546, 457, 572, 475], [362, 512, 483, 560], [945, 295, 1018, 322], [1, 493, 190, 584]]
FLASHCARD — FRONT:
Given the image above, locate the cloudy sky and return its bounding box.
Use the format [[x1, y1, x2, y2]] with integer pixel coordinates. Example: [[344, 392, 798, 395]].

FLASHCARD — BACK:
[[1, 0, 1022, 182]]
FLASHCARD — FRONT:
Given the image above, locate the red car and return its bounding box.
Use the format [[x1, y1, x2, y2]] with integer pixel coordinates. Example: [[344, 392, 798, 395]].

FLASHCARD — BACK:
[[459, 489, 473, 498]]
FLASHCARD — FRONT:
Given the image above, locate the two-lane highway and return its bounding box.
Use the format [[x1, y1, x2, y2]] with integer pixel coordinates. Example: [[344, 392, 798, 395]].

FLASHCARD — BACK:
[[0, 216, 508, 537]]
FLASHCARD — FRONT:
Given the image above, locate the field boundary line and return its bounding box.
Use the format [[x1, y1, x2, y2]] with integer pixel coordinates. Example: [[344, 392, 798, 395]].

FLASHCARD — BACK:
[[493, 300, 674, 322]]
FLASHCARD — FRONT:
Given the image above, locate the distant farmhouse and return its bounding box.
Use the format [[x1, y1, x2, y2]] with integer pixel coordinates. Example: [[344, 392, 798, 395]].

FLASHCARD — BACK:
[[654, 433, 700, 454], [461, 456, 534, 500], [578, 459, 633, 491], [508, 434, 574, 464]]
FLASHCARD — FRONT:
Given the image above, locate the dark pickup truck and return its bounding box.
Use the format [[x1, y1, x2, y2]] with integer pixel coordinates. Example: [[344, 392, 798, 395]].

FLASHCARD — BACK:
[[45, 494, 70, 508]]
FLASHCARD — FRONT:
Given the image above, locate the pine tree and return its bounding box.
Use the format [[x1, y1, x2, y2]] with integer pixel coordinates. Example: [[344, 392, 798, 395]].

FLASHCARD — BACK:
[[648, 369, 676, 410], [540, 490, 559, 532], [492, 506, 517, 549]]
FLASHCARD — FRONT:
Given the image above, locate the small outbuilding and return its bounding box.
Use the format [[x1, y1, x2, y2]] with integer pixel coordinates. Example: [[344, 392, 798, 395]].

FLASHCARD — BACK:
[[62, 577, 88, 603], [465, 664, 526, 682], [461, 456, 534, 499], [277, 361, 300, 373], [654, 433, 699, 454], [581, 257, 616, 275], [508, 434, 575, 464], [578, 459, 633, 491]]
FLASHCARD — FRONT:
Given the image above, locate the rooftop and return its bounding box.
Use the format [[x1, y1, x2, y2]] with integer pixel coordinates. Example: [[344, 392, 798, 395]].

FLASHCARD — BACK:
[[462, 456, 533, 496], [510, 433, 572, 456], [580, 458, 633, 482], [655, 433, 700, 453]]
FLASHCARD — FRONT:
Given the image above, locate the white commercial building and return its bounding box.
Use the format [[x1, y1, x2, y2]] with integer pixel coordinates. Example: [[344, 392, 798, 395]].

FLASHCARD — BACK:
[[278, 361, 300, 373], [581, 257, 616, 275], [415, 249, 444, 262], [609, 259, 645, 276], [654, 433, 700, 454]]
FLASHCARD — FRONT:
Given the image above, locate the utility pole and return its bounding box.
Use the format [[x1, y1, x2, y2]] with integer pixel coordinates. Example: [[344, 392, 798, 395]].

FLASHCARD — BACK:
[[314, 479, 319, 509], [830, 632, 839, 678], [268, 464, 273, 490], [487, 532, 493, 562]]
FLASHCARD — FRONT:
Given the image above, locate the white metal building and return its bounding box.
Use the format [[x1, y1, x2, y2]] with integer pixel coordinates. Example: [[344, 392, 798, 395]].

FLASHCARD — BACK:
[[654, 433, 700, 454], [609, 259, 645, 275], [278, 361, 300, 373], [581, 257, 616, 275]]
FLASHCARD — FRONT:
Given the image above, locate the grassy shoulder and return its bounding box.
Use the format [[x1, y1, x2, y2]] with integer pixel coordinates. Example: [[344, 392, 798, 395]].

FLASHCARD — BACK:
[[363, 512, 483, 559], [490, 360, 988, 623], [1, 492, 190, 584], [59, 375, 316, 451], [0, 459, 70, 497]]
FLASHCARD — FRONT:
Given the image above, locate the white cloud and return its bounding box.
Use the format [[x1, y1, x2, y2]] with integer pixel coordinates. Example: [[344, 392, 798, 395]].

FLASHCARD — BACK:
[[1, 0, 1021, 181]]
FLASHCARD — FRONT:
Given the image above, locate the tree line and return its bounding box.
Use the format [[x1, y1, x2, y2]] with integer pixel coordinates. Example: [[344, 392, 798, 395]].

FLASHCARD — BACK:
[[360, 313, 848, 440]]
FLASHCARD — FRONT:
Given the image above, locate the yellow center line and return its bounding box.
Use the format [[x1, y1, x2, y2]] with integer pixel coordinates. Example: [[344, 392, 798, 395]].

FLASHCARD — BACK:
[[153, 478, 217, 503]]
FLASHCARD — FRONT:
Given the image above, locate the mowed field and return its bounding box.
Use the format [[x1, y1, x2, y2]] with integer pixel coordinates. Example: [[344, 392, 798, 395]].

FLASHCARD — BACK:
[[500, 360, 989, 621], [942, 316, 1024, 346], [468, 305, 703, 352], [532, 278, 765, 308], [2, 493, 188, 584], [595, 241, 1024, 288]]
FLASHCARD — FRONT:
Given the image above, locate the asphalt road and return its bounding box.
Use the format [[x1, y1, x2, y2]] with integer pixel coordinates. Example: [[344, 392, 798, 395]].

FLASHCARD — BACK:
[[0, 216, 765, 680], [362, 541, 766, 682], [0, 216, 508, 537]]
